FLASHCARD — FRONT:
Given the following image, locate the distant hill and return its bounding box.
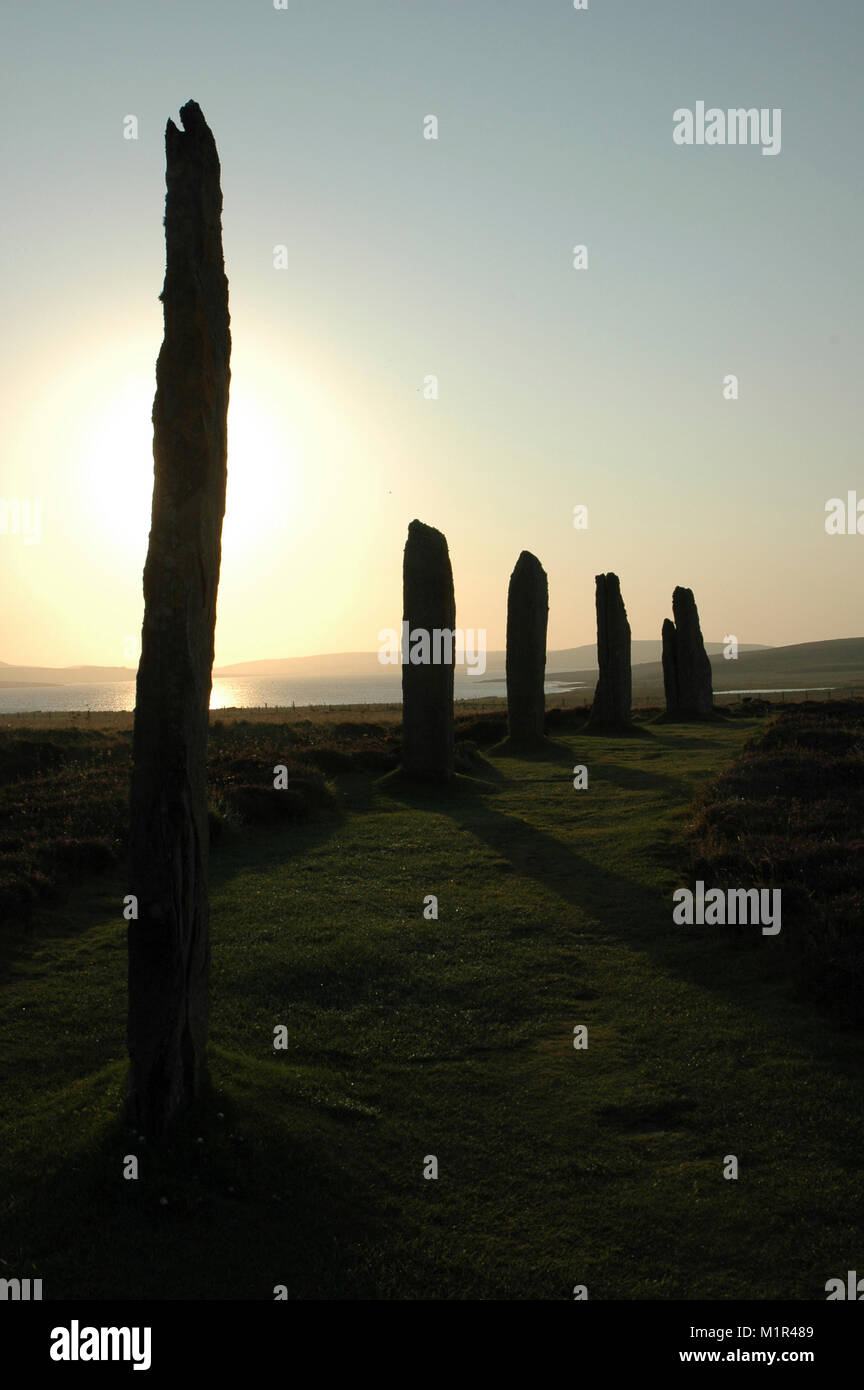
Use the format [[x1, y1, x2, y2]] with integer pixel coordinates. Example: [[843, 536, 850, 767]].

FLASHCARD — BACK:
[[14, 639, 863, 698], [0, 664, 135, 687], [215, 651, 400, 678], [214, 640, 770, 680], [547, 637, 864, 698], [0, 641, 771, 687]]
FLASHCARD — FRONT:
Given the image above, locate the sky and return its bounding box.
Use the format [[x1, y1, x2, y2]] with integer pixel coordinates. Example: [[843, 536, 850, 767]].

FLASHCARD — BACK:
[[0, 0, 862, 668]]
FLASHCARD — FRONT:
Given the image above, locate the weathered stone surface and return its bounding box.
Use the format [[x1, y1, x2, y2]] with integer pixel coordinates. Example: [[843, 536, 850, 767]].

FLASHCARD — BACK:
[[506, 551, 548, 743], [588, 573, 632, 728], [662, 586, 714, 716], [401, 519, 455, 781], [127, 101, 231, 1135], [661, 617, 678, 711]]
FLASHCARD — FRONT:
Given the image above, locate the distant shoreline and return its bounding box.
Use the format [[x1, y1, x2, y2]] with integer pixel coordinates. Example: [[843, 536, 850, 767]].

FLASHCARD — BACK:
[[0, 689, 855, 734]]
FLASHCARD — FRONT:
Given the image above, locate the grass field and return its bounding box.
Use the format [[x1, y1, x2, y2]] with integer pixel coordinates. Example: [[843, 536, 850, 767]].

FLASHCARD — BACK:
[[1, 710, 863, 1300]]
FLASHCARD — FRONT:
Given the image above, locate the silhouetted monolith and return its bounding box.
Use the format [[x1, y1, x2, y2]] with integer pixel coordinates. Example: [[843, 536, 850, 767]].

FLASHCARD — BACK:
[[402, 520, 455, 781], [662, 586, 713, 716], [661, 618, 679, 711], [127, 101, 231, 1135], [588, 573, 632, 728], [506, 551, 548, 743]]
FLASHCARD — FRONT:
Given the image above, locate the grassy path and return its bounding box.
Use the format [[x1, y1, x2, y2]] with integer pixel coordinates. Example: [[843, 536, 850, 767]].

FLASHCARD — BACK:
[[2, 718, 863, 1299]]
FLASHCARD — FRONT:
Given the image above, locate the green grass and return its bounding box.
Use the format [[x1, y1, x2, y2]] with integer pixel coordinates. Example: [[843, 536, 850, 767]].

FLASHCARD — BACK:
[[1, 712, 863, 1299]]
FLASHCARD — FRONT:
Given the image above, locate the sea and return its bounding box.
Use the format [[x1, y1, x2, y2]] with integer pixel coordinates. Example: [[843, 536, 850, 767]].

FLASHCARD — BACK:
[[0, 674, 586, 715]]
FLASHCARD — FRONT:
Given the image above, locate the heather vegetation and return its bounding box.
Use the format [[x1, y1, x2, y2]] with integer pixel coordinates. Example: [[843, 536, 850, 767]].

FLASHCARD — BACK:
[[688, 700, 864, 1021]]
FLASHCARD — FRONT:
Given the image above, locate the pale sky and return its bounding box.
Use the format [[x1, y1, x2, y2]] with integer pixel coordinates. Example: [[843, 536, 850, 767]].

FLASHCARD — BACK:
[[1, 0, 862, 667]]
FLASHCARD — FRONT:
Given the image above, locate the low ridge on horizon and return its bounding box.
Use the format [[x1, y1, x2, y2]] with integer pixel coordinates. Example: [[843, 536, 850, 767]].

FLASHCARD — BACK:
[[10, 637, 864, 690]]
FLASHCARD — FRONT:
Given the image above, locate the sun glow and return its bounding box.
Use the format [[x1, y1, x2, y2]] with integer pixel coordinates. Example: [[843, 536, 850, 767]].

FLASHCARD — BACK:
[[76, 374, 154, 550], [223, 387, 300, 559], [73, 371, 298, 562]]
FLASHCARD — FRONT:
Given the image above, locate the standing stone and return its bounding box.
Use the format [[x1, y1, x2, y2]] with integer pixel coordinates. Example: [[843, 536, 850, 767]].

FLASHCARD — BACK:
[[506, 551, 548, 743], [402, 520, 455, 781], [661, 618, 679, 712], [127, 101, 231, 1135], [588, 573, 632, 728], [662, 586, 714, 716]]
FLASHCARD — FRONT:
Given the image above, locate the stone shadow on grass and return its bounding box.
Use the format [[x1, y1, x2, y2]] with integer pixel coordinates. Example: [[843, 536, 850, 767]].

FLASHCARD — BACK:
[[584, 762, 690, 794], [489, 735, 574, 761], [431, 798, 864, 1111], [653, 710, 728, 726], [0, 1057, 388, 1299], [376, 764, 505, 804], [578, 720, 653, 739]]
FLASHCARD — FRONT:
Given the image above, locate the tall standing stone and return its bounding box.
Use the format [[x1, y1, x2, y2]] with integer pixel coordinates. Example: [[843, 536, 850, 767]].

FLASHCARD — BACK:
[[127, 101, 231, 1135], [401, 520, 455, 782], [506, 551, 548, 743], [662, 586, 713, 716], [661, 618, 679, 712], [588, 573, 632, 728]]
